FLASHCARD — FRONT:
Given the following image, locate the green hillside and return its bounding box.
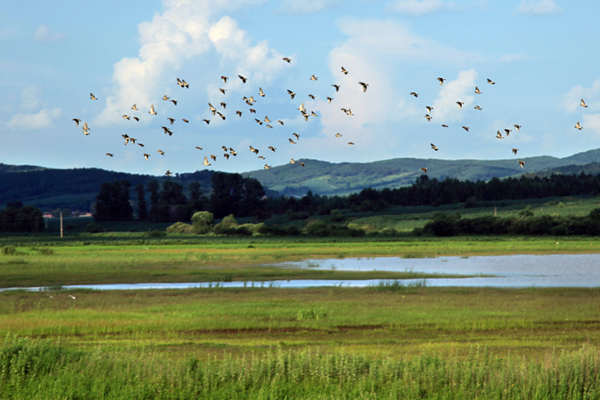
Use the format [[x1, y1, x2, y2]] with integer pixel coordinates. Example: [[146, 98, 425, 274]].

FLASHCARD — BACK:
[[4, 148, 600, 211], [244, 152, 598, 196]]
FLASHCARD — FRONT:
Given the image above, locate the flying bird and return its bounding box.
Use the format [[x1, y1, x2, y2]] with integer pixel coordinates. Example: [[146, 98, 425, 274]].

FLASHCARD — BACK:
[[518, 160, 525, 168], [504, 129, 512, 136], [268, 146, 276, 152], [327, 97, 333, 103], [157, 150, 165, 156], [182, 119, 189, 123], [581, 99, 588, 108], [496, 131, 504, 138], [425, 114, 432, 122], [575, 121, 583, 130], [249, 145, 259, 154], [457, 102, 464, 109], [289, 138, 297, 144], [332, 84, 340, 92], [359, 82, 369, 92], [165, 170, 173, 176], [106, 153, 113, 157], [167, 117, 175, 125], [514, 124, 522, 131], [264, 164, 271, 169], [410, 92, 418, 98], [308, 94, 316, 100], [236, 111, 242, 117], [487, 78, 495, 85], [238, 75, 247, 83], [219, 88, 226, 94], [462, 126, 469, 131], [148, 105, 157, 115], [90, 93, 98, 100], [287, 90, 296, 99], [335, 133, 342, 138], [474, 105, 482, 110], [292, 133, 300, 140], [221, 76, 228, 83], [203, 119, 210, 124], [283, 57, 291, 63], [474, 86, 482, 94], [348, 142, 355, 146], [143, 153, 150, 161], [341, 66, 348, 75], [259, 87, 265, 97], [131, 104, 138, 110], [437, 77, 446, 85], [421, 167, 428, 173], [122, 114, 130, 120], [426, 106, 434, 113], [431, 143, 438, 151], [162, 95, 169, 101], [209, 103, 217, 115], [73, 118, 81, 126], [310, 74, 318, 81], [512, 148, 519, 155], [203, 156, 211, 166], [170, 100, 178, 106]]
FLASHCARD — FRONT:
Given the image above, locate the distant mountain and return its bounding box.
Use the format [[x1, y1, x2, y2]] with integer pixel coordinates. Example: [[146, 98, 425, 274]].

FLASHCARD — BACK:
[[4, 148, 600, 211], [243, 148, 600, 196], [0, 165, 214, 212]]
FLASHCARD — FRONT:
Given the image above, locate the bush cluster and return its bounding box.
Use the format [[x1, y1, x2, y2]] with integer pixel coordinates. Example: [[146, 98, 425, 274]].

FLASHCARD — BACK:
[[422, 207, 600, 236]]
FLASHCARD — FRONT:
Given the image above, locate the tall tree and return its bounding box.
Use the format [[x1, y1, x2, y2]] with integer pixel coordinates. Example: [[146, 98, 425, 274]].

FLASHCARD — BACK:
[[135, 183, 147, 221]]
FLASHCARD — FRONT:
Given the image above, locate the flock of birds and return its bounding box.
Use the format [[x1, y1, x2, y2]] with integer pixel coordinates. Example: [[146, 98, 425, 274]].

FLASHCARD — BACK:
[[73, 60, 374, 176], [72, 57, 591, 178]]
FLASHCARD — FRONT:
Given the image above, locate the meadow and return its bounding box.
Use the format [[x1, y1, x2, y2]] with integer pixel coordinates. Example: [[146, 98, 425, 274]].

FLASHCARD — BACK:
[[3, 215, 600, 397], [2, 286, 600, 398]]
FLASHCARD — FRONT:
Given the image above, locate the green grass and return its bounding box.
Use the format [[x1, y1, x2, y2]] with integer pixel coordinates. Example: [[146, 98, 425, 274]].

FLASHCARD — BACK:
[[2, 287, 600, 398], [351, 195, 600, 232], [1, 236, 600, 288]]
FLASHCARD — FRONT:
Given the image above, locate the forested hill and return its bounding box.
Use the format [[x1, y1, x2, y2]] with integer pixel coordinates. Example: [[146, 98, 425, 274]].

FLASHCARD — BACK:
[[244, 149, 600, 196], [0, 165, 214, 212], [3, 147, 600, 211]]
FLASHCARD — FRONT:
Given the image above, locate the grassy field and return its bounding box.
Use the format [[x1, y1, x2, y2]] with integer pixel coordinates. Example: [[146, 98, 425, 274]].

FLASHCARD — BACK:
[[351, 195, 600, 232], [2, 287, 600, 398], [2, 236, 600, 288], [3, 212, 600, 397]]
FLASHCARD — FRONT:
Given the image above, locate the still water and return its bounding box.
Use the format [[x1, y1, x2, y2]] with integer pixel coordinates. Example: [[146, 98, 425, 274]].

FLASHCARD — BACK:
[[3, 254, 600, 292]]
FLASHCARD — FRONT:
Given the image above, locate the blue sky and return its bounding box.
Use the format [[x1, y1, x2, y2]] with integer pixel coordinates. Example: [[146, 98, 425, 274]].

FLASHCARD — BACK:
[[0, 0, 598, 176]]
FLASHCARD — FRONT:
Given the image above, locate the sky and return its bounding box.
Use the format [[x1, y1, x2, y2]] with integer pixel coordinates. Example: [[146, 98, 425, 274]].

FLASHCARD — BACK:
[[0, 0, 598, 177]]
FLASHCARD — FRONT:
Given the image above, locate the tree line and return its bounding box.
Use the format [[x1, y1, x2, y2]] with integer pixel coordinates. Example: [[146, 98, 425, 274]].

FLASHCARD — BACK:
[[93, 171, 600, 223]]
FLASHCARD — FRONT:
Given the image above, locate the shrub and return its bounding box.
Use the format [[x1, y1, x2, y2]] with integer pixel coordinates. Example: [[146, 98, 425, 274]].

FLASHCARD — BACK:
[[191, 211, 214, 234], [166, 222, 194, 234], [145, 230, 166, 238]]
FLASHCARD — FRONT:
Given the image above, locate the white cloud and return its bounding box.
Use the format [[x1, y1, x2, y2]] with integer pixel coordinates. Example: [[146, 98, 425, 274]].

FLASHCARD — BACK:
[[276, 0, 343, 15], [516, 0, 562, 15], [498, 53, 528, 63], [95, 0, 285, 126], [431, 69, 477, 122], [33, 25, 67, 43], [6, 107, 62, 131], [4, 86, 62, 130], [564, 80, 600, 113], [386, 0, 455, 16]]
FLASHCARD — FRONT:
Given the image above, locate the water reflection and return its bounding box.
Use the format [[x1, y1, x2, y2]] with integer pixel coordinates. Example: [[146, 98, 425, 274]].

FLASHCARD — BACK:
[[2, 254, 600, 292], [279, 254, 600, 288]]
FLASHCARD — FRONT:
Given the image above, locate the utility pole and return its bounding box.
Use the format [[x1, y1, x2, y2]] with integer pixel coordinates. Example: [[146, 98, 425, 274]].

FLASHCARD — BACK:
[[60, 212, 63, 238]]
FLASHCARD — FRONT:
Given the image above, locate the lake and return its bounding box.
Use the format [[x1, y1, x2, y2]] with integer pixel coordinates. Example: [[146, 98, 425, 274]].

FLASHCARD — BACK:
[[3, 254, 600, 292]]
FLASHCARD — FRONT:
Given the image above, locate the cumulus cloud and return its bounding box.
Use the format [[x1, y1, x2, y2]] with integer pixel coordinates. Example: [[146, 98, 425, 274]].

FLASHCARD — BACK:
[[431, 69, 477, 122], [386, 0, 456, 16], [6, 108, 61, 131], [34, 25, 67, 43], [516, 0, 562, 15], [95, 0, 285, 126], [4, 86, 62, 130], [313, 18, 482, 160], [564, 80, 600, 113]]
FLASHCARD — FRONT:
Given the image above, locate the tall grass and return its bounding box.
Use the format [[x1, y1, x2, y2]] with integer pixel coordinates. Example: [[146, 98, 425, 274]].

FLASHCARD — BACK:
[[1, 339, 599, 399]]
